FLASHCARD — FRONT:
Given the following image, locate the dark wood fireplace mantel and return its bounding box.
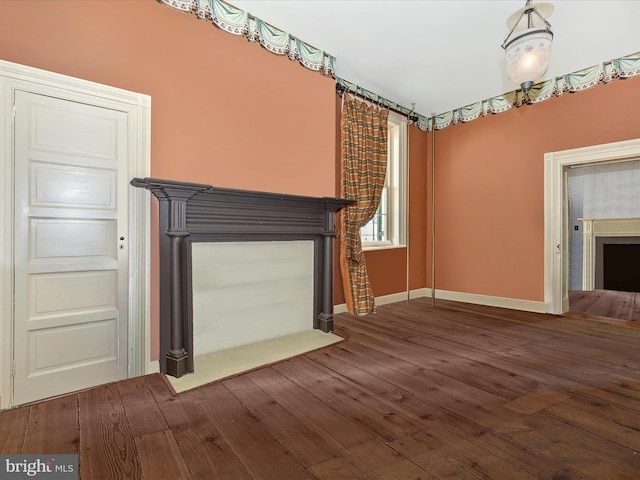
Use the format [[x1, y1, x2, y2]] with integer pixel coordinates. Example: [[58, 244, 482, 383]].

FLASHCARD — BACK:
[[131, 177, 353, 377]]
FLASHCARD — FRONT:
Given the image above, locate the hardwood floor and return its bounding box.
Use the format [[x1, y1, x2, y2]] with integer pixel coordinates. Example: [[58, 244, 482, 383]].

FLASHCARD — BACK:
[[569, 289, 640, 323], [3, 297, 640, 479]]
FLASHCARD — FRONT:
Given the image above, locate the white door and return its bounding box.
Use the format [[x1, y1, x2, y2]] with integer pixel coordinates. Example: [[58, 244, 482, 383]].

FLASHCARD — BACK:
[[12, 90, 129, 405]]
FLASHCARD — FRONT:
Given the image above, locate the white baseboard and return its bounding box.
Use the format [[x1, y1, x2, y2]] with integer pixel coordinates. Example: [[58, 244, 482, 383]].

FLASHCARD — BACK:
[[334, 288, 429, 314], [334, 288, 545, 314], [334, 304, 348, 314], [147, 360, 160, 374], [433, 288, 546, 313]]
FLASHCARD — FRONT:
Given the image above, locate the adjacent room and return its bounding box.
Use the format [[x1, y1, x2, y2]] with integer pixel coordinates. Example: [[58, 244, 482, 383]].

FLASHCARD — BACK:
[[1, 0, 639, 478]]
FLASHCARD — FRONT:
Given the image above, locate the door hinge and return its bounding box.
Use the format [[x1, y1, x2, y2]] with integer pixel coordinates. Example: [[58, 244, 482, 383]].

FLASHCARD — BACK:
[[12, 103, 16, 120], [10, 361, 16, 377]]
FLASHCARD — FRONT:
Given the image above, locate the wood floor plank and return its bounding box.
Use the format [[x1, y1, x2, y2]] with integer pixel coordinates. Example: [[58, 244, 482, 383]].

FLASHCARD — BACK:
[[613, 291, 635, 320], [389, 428, 566, 480], [489, 345, 640, 412], [78, 383, 141, 480], [143, 376, 253, 480], [272, 357, 426, 442], [142, 372, 175, 401], [0, 405, 29, 453], [495, 410, 640, 479], [331, 327, 514, 423], [407, 335, 541, 401], [461, 428, 594, 480], [364, 304, 534, 350], [117, 376, 168, 438], [533, 335, 640, 366], [494, 343, 640, 389], [544, 401, 640, 451], [306, 344, 506, 433], [345, 438, 437, 480], [388, 434, 487, 480], [223, 375, 342, 467], [244, 366, 377, 448], [503, 389, 570, 415], [135, 430, 192, 480], [569, 289, 640, 322], [22, 394, 79, 454], [308, 456, 371, 480], [633, 294, 640, 321], [192, 382, 313, 480]]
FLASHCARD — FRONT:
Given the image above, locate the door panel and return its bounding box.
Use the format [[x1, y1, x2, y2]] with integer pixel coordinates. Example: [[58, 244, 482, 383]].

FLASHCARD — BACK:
[[30, 320, 116, 372], [30, 162, 116, 208], [28, 103, 117, 158], [13, 90, 128, 405], [29, 271, 117, 317], [31, 219, 116, 259]]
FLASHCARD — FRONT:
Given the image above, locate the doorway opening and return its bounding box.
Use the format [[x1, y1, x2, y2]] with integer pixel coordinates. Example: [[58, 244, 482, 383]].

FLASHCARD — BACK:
[[544, 138, 640, 316]]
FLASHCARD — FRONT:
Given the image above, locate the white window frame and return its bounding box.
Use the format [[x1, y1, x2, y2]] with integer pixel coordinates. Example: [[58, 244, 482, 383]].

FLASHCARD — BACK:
[[361, 111, 407, 249]]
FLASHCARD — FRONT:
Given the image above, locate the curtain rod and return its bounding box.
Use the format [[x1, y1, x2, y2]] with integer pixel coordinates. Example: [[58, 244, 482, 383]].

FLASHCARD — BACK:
[[335, 83, 418, 121], [335, 82, 427, 128]]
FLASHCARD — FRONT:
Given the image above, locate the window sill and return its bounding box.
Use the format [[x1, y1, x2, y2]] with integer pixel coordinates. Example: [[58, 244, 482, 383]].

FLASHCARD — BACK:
[[362, 244, 407, 252]]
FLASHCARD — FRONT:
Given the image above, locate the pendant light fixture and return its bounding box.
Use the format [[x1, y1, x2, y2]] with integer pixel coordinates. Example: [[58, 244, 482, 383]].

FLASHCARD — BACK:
[[502, 0, 554, 95]]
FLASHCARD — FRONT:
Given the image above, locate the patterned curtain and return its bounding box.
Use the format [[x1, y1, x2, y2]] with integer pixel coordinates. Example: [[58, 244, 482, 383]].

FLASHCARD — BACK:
[[339, 94, 389, 316]]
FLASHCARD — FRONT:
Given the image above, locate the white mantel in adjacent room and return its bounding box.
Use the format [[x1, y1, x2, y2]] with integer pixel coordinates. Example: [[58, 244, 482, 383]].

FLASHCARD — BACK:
[[579, 217, 640, 290]]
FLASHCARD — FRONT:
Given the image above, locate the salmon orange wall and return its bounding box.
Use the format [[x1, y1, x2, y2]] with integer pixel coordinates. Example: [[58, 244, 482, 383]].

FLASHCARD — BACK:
[[434, 77, 640, 302], [0, 1, 336, 361]]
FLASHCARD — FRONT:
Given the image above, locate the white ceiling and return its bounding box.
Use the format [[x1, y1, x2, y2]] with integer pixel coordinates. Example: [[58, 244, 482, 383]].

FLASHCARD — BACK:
[[230, 0, 640, 117]]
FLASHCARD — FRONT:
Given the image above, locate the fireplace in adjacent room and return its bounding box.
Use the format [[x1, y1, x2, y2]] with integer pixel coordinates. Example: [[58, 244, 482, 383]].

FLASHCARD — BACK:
[[580, 218, 640, 292], [596, 238, 640, 292]]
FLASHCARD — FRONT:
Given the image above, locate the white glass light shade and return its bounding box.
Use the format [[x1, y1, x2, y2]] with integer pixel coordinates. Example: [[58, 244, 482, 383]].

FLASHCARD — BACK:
[[504, 27, 553, 91]]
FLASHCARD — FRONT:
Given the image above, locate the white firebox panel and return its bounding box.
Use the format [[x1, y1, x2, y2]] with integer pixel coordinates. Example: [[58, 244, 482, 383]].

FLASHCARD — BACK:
[[191, 240, 314, 355]]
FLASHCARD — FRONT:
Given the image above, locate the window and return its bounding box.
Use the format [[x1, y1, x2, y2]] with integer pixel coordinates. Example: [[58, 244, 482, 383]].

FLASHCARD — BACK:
[[361, 111, 407, 248]]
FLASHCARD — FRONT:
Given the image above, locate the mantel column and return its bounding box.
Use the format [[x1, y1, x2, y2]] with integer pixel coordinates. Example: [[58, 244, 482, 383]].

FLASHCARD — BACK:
[[581, 219, 595, 291], [317, 211, 336, 332], [165, 198, 190, 376], [130, 178, 211, 377]]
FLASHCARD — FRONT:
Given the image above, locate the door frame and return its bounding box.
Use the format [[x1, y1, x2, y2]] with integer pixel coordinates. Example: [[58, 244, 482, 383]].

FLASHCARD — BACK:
[[0, 60, 151, 408], [543, 137, 640, 315]]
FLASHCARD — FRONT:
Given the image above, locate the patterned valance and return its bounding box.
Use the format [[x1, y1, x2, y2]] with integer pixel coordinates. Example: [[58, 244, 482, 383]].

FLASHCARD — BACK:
[[159, 0, 335, 76], [340, 51, 640, 132], [159, 0, 639, 133], [431, 51, 640, 130]]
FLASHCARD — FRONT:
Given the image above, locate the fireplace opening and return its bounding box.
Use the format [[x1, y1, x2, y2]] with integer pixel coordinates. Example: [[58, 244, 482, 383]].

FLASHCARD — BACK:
[[191, 240, 315, 356], [603, 243, 640, 292], [595, 236, 640, 292]]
